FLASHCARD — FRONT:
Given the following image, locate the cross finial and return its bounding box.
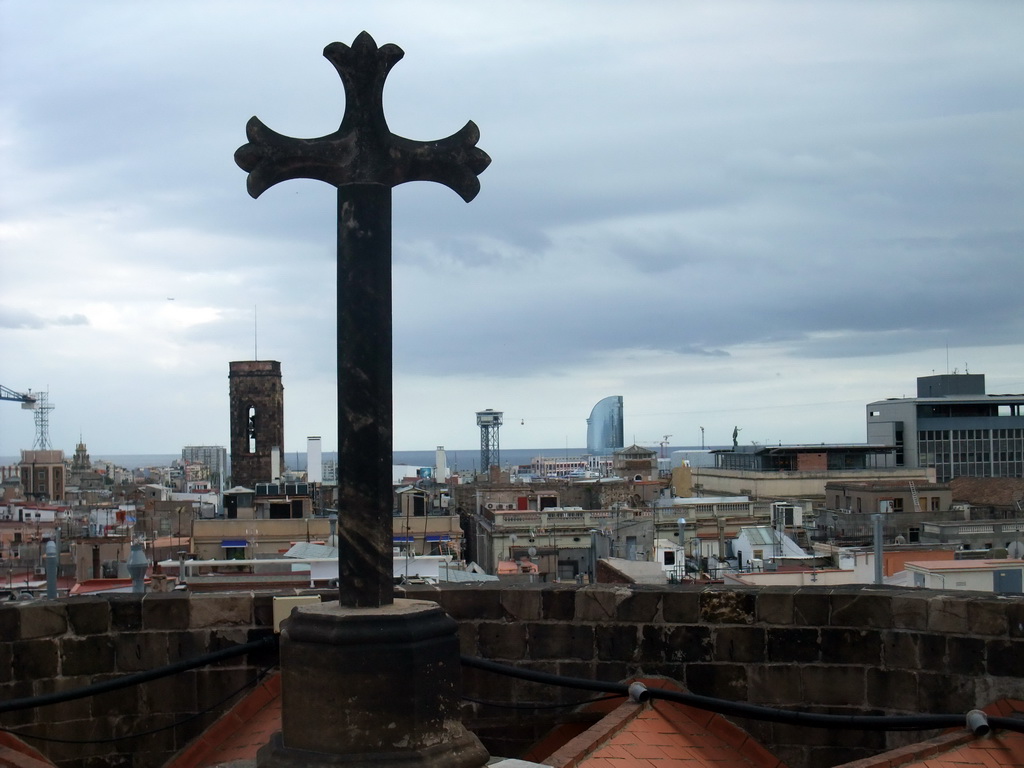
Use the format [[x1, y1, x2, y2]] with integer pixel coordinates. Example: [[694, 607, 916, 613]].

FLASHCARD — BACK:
[[234, 31, 490, 201]]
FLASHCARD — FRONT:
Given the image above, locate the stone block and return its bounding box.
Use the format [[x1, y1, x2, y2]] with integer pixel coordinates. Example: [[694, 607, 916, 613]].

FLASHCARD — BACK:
[[792, 589, 831, 625], [0, 605, 20, 643], [108, 594, 143, 630], [512, 660, 562, 703], [209, 627, 251, 651], [946, 636, 985, 675], [766, 627, 820, 663], [433, 586, 504, 621], [0, 680, 35, 728], [92, 673, 142, 718], [1008, 600, 1024, 638], [140, 669, 199, 714], [713, 626, 765, 663], [65, 599, 110, 635], [16, 603, 68, 639], [865, 667, 918, 711], [478, 621, 526, 660], [700, 589, 755, 625], [142, 593, 190, 630], [541, 586, 576, 621], [685, 662, 747, 700], [664, 624, 713, 663], [195, 667, 251, 712], [800, 665, 865, 707], [574, 585, 632, 622], [555, 658, 594, 681], [615, 588, 661, 623], [0, 647, 10, 688], [755, 589, 794, 625], [0, 642, 11, 684], [61, 635, 115, 677], [33, 675, 94, 723], [463, 662, 514, 703], [880, 631, 919, 670], [829, 593, 892, 629], [890, 593, 928, 630], [639, 624, 670, 663], [918, 632, 947, 672], [771, 713, 885, 750], [986, 639, 1024, 678], [820, 628, 882, 666], [661, 589, 701, 624], [500, 587, 542, 621], [917, 671, 976, 714], [926, 595, 970, 634], [253, 593, 277, 627], [189, 593, 253, 628], [593, 660, 630, 687], [457, 622, 476, 656], [115, 630, 169, 672], [41, 717, 115, 764], [527, 622, 593, 660], [595, 624, 639, 662], [12, 638, 58, 680], [966, 600, 1008, 636], [167, 629, 211, 663]]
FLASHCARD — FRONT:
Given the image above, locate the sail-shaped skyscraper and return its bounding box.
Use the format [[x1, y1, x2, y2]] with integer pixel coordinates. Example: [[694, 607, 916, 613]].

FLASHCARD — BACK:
[[586, 395, 624, 455]]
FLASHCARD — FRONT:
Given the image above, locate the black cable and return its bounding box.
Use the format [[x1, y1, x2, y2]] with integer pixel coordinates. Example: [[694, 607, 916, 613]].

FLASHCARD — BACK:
[[1, 666, 275, 745], [0, 634, 278, 714], [461, 655, 1024, 734], [462, 693, 621, 711]]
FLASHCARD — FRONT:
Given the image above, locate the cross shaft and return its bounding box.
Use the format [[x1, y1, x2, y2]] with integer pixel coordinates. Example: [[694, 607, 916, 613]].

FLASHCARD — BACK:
[[235, 32, 488, 608]]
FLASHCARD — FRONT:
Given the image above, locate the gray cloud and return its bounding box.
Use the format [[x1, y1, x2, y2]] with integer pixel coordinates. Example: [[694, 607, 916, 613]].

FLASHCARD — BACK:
[[2, 1, 1022, 453]]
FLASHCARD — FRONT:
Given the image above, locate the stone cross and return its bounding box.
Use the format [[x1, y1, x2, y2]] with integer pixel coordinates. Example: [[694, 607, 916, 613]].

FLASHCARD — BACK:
[[235, 32, 489, 608]]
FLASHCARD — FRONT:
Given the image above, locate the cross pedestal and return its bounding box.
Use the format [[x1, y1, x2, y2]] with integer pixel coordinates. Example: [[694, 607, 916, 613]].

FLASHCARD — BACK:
[[235, 33, 489, 767], [257, 601, 487, 768]]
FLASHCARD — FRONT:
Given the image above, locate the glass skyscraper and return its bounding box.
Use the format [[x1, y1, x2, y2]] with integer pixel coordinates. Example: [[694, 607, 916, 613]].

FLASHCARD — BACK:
[[586, 395, 624, 455]]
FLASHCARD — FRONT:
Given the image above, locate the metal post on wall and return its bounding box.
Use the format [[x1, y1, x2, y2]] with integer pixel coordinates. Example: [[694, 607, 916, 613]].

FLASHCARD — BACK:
[[873, 513, 883, 584]]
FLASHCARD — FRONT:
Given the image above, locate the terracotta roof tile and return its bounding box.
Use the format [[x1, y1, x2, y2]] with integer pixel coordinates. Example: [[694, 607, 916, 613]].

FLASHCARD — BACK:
[[163, 671, 281, 768], [833, 700, 1024, 768], [543, 677, 788, 768]]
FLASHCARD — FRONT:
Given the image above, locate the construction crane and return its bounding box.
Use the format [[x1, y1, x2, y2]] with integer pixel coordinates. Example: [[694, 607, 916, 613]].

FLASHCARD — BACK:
[[0, 385, 36, 409], [0, 385, 52, 452]]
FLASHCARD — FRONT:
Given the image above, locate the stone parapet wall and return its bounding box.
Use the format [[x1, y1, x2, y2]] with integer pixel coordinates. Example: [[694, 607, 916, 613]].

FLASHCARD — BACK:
[[0, 585, 1022, 768], [398, 583, 1024, 768], [0, 592, 278, 768]]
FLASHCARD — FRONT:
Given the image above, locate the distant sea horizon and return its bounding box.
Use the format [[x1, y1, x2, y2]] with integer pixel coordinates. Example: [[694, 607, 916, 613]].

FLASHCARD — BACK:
[[1, 445, 719, 471]]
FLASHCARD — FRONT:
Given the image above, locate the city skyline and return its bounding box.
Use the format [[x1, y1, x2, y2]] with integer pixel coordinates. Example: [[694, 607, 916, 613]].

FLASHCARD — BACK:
[[2, 2, 1023, 456]]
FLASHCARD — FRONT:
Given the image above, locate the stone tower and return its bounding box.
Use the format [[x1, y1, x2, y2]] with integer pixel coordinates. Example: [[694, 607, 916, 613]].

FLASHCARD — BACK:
[[228, 360, 284, 489]]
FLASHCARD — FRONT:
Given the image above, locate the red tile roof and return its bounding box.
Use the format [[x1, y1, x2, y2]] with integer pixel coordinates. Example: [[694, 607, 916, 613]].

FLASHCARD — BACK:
[[540, 678, 786, 768], [833, 700, 1024, 768], [0, 732, 56, 768], [163, 672, 281, 768]]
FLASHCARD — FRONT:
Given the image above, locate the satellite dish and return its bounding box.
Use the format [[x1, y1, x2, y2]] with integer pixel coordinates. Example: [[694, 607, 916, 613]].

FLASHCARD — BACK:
[[1008, 541, 1024, 559], [528, 546, 537, 557]]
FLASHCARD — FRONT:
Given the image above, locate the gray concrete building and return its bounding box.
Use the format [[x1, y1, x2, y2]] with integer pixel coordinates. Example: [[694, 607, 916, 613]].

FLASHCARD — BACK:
[[867, 373, 1024, 482]]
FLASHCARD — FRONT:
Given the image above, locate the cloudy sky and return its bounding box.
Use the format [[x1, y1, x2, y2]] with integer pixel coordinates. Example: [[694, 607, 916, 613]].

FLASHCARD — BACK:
[[2, 1, 1022, 460]]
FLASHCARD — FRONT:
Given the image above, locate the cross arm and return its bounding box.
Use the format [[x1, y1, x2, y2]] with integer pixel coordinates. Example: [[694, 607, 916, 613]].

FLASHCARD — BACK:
[[234, 31, 489, 201]]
